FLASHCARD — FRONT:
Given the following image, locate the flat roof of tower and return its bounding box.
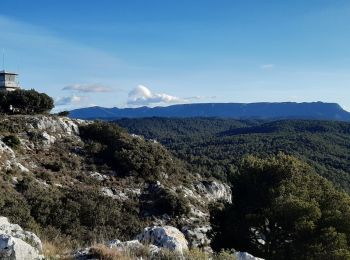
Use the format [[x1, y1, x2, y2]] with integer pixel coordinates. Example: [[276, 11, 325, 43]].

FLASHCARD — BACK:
[[0, 70, 18, 75]]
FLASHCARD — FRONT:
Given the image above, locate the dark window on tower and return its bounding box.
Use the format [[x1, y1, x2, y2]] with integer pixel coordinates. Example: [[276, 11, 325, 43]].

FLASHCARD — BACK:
[[4, 75, 16, 81]]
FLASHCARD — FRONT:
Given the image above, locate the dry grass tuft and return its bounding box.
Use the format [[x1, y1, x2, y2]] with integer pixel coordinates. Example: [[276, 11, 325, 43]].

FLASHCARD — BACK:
[[42, 240, 73, 260]]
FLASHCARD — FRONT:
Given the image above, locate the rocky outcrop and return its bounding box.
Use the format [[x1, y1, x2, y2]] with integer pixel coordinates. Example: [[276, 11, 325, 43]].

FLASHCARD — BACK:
[[136, 226, 188, 253], [195, 180, 232, 203], [0, 217, 42, 260], [0, 140, 29, 174], [25, 116, 80, 135], [75, 226, 188, 259], [40, 131, 56, 147], [182, 225, 211, 249]]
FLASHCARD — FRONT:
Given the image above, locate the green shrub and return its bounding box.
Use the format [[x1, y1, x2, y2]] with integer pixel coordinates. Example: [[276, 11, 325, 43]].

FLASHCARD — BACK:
[[155, 189, 191, 217], [0, 89, 54, 114], [210, 154, 350, 260], [80, 122, 191, 184], [43, 161, 64, 172], [0, 181, 34, 229], [14, 176, 144, 244], [2, 135, 21, 149]]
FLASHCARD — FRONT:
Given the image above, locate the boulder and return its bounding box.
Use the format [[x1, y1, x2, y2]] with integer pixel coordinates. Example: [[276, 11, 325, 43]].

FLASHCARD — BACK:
[[136, 226, 188, 253], [0, 235, 42, 260], [0, 217, 43, 259]]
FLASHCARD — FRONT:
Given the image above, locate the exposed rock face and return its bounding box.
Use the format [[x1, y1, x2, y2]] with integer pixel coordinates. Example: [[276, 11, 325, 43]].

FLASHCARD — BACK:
[[89, 171, 109, 181], [25, 116, 82, 149], [136, 226, 188, 253], [100, 187, 128, 201], [0, 115, 84, 173], [25, 116, 80, 135], [40, 131, 56, 147], [195, 180, 232, 203], [0, 217, 42, 260], [182, 225, 211, 249]]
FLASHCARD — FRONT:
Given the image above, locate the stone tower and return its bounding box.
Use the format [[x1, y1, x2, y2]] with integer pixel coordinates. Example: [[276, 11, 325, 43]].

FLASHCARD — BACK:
[[0, 70, 20, 91]]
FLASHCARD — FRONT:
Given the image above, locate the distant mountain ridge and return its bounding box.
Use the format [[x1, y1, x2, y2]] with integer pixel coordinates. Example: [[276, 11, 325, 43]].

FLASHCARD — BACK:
[[69, 102, 350, 121]]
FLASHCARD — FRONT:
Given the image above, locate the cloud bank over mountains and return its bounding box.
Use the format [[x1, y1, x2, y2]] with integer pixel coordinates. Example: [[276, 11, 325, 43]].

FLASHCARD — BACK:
[[127, 85, 185, 106], [55, 95, 88, 106], [63, 84, 113, 93]]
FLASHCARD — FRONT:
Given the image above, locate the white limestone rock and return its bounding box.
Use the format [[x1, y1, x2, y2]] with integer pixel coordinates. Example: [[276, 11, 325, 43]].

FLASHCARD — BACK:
[[0, 217, 43, 260], [26, 116, 80, 136], [100, 187, 128, 201], [108, 239, 143, 251], [0, 234, 42, 260], [234, 251, 264, 260], [89, 171, 109, 181], [195, 181, 232, 203], [3, 160, 29, 173], [182, 225, 211, 248], [136, 226, 188, 253], [41, 131, 56, 146], [13, 162, 30, 173]]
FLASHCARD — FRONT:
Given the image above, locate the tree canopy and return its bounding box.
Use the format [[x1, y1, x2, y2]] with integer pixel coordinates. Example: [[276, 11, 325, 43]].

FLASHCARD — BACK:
[[0, 89, 54, 114], [115, 118, 350, 192], [210, 154, 350, 260]]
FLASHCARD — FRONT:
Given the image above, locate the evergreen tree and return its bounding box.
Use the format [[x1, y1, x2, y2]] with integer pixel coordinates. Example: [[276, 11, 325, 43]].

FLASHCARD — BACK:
[[210, 154, 350, 260]]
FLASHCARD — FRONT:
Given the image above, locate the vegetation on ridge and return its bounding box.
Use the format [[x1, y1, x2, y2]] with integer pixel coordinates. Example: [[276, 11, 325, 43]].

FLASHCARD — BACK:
[[0, 89, 54, 114], [115, 118, 350, 192], [211, 154, 350, 259], [0, 118, 193, 248], [1, 114, 350, 258]]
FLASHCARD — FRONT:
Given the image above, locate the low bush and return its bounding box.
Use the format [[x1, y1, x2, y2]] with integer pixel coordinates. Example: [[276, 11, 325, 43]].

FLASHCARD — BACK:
[[12, 177, 145, 244], [2, 135, 21, 149], [80, 122, 191, 184], [155, 189, 191, 217]]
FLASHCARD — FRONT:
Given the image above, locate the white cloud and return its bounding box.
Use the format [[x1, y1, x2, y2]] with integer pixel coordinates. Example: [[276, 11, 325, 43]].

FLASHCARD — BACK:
[[260, 64, 275, 70], [62, 84, 113, 93], [127, 85, 184, 106], [55, 95, 88, 106]]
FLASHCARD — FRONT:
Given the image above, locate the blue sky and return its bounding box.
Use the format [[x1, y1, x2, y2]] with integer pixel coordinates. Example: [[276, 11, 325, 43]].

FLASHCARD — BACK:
[[1, 0, 350, 111]]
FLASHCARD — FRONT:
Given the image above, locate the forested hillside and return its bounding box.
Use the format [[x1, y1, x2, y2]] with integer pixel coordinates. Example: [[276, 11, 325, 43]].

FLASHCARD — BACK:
[[115, 118, 350, 192], [1, 115, 350, 259]]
